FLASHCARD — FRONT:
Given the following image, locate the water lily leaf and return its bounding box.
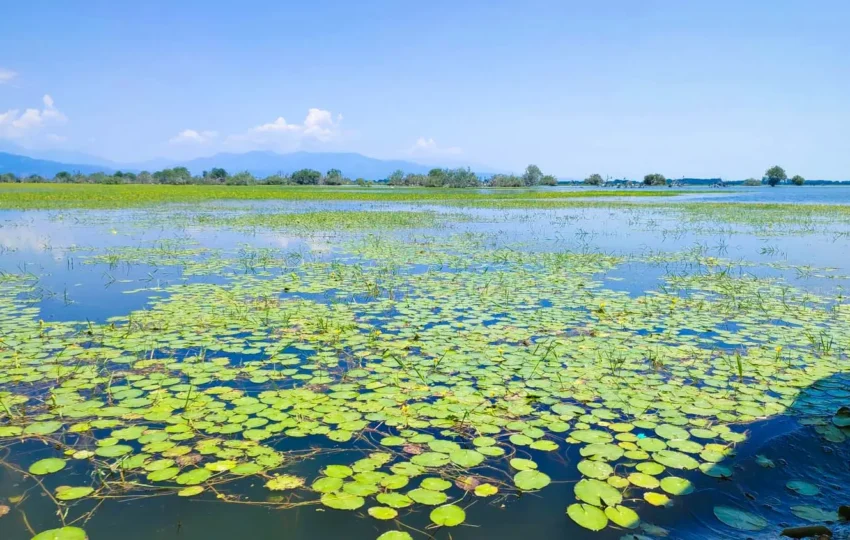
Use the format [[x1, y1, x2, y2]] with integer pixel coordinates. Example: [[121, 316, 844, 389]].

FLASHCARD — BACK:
[[420, 478, 452, 491], [571, 430, 613, 444], [321, 492, 365, 510], [430, 504, 466, 526], [786, 480, 819, 496], [474, 483, 498, 496], [652, 450, 698, 470], [660, 476, 694, 495], [628, 472, 660, 489], [266, 475, 304, 490], [147, 467, 179, 481], [567, 503, 608, 531], [509, 458, 537, 470], [713, 506, 767, 531], [324, 465, 353, 478], [513, 470, 551, 491], [577, 460, 613, 480], [368, 506, 398, 520], [833, 406, 850, 427], [230, 462, 263, 475], [24, 421, 64, 436], [790, 505, 839, 522], [411, 452, 449, 468], [605, 505, 640, 529], [643, 492, 671, 507], [55, 486, 94, 501], [376, 492, 413, 508], [176, 468, 211, 485], [313, 477, 344, 493], [177, 486, 204, 497], [29, 458, 67, 475], [449, 449, 484, 468], [376, 532, 412, 540], [574, 479, 622, 506], [407, 488, 447, 505], [94, 445, 133, 458], [31, 527, 88, 540]]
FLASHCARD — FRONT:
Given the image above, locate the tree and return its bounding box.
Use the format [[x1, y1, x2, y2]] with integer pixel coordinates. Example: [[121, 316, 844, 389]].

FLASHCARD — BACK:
[[539, 174, 557, 186], [208, 167, 229, 180], [643, 173, 667, 186], [522, 164, 543, 186], [324, 168, 344, 185], [790, 174, 805, 186], [489, 174, 524, 187], [764, 165, 787, 187], [387, 169, 405, 186], [583, 173, 604, 186], [742, 178, 761, 186], [54, 171, 72, 182], [291, 169, 322, 185], [226, 171, 255, 185]]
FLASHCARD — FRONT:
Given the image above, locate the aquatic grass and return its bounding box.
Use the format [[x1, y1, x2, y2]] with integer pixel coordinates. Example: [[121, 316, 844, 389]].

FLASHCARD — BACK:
[[0, 183, 689, 210]]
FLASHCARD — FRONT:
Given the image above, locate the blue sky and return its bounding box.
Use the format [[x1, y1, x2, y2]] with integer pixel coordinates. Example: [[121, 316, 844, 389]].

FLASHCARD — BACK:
[[1, 1, 848, 178]]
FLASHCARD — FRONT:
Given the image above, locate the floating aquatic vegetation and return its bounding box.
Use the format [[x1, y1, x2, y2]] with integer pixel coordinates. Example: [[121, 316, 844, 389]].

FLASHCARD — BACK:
[[2, 205, 850, 539]]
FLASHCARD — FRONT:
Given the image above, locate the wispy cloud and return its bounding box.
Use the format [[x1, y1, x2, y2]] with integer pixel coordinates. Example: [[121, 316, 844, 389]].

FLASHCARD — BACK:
[[0, 94, 68, 140], [169, 129, 218, 145], [168, 108, 344, 153], [409, 137, 462, 156], [0, 68, 17, 85]]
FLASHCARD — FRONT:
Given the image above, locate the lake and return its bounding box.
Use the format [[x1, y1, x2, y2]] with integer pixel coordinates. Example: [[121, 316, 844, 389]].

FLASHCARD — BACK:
[[1, 185, 849, 539]]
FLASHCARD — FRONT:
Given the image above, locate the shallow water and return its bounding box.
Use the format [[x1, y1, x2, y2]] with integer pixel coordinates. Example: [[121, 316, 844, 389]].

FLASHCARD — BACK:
[[1, 190, 849, 540]]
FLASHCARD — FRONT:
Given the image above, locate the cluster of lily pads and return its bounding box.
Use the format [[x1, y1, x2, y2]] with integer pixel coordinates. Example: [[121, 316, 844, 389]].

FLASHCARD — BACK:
[[1, 230, 849, 539]]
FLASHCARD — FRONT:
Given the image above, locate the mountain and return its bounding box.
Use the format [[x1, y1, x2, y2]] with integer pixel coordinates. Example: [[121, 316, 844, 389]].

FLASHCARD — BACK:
[[0, 149, 493, 179], [0, 152, 114, 177], [177, 151, 435, 178]]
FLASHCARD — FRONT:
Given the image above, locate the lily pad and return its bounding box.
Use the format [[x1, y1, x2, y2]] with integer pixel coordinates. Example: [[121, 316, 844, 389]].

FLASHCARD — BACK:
[[713, 506, 767, 531], [567, 503, 608, 531], [430, 504, 466, 526]]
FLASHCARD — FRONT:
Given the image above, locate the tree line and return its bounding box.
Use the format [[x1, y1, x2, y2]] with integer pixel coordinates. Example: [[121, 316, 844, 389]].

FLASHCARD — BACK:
[[0, 163, 809, 187], [580, 165, 806, 187], [0, 163, 561, 188]]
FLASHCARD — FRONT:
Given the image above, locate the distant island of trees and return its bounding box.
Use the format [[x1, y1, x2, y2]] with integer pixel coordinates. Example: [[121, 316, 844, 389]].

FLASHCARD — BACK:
[[0, 163, 842, 187]]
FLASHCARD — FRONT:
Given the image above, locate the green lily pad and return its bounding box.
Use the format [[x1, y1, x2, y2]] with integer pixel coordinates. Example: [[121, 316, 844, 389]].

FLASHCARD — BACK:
[[31, 527, 88, 540], [55, 486, 94, 501], [176, 468, 211, 485], [604, 505, 640, 529], [513, 470, 551, 491], [574, 478, 622, 506], [430, 504, 466, 526], [407, 488, 447, 505], [29, 458, 67, 475], [321, 491, 365, 510], [567, 503, 608, 531], [368, 506, 398, 520]]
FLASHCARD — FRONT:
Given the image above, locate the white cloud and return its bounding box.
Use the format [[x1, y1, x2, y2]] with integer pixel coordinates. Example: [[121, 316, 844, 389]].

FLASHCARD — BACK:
[[409, 137, 462, 156], [167, 108, 344, 154], [169, 129, 218, 144], [225, 108, 343, 150], [0, 68, 16, 85], [0, 94, 67, 140]]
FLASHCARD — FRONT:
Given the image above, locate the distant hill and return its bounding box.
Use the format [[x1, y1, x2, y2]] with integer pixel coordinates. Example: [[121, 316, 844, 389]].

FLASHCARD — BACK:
[[176, 151, 436, 178], [0, 152, 114, 177], [0, 150, 482, 179]]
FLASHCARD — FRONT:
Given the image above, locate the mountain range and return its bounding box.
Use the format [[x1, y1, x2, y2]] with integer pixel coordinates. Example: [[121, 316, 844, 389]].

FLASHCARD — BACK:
[[0, 146, 493, 179]]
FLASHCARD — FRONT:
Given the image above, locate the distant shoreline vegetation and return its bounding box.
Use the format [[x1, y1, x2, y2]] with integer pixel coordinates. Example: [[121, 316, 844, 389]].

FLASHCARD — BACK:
[[0, 163, 844, 187]]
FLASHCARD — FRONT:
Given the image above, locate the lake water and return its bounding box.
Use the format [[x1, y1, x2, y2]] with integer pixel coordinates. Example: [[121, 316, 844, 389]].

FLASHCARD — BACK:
[[1, 187, 849, 540]]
